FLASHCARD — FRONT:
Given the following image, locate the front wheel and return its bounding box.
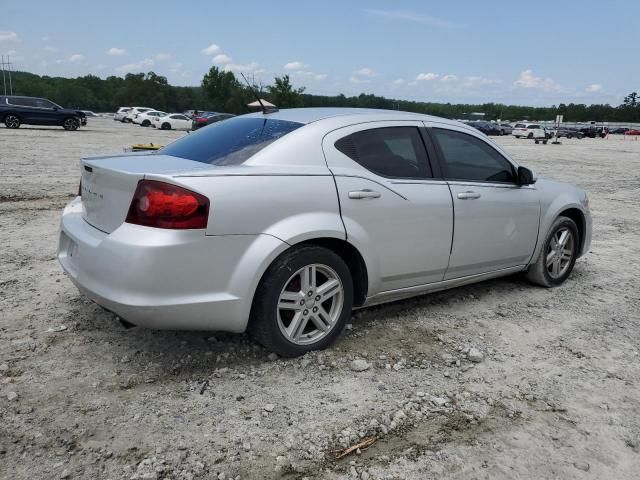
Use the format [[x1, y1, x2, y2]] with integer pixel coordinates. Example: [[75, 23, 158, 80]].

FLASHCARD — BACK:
[[161, 123, 171, 130], [4, 114, 21, 129], [63, 118, 79, 131], [525, 216, 579, 287], [249, 245, 354, 357]]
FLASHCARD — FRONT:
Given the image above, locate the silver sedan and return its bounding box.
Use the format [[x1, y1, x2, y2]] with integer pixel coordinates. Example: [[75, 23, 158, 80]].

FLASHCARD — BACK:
[[58, 108, 591, 357]]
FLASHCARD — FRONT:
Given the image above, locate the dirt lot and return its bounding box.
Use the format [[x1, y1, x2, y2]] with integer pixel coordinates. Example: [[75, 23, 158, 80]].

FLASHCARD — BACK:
[[1, 118, 639, 480]]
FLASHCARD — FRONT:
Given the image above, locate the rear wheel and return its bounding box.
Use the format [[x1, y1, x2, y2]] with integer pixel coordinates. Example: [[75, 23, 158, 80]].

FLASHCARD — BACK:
[[141, 120, 150, 127], [4, 114, 20, 129], [63, 118, 79, 131], [527, 132, 534, 139], [526, 216, 579, 287], [249, 245, 353, 357], [161, 122, 171, 130]]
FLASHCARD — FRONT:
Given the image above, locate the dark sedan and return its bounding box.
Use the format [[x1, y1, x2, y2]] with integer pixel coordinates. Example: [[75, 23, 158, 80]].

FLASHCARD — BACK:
[[0, 95, 85, 130], [192, 112, 235, 130], [467, 121, 502, 136]]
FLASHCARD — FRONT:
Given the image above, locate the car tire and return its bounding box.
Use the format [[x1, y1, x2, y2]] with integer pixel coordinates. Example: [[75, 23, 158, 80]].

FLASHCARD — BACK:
[[63, 118, 79, 131], [249, 244, 354, 357], [525, 216, 579, 288], [142, 120, 150, 127], [4, 114, 21, 129], [527, 132, 534, 139], [161, 123, 171, 130], [515, 135, 520, 139]]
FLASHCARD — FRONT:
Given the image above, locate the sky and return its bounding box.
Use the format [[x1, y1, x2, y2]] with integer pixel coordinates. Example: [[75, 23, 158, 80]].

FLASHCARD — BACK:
[[1, 0, 638, 106]]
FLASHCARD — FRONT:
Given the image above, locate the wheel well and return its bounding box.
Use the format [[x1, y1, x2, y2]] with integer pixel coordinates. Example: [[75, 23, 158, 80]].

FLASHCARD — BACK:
[[297, 238, 369, 307], [558, 208, 585, 253]]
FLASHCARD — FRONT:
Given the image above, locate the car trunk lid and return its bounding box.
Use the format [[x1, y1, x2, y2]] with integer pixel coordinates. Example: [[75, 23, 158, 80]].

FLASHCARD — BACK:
[[80, 153, 210, 233]]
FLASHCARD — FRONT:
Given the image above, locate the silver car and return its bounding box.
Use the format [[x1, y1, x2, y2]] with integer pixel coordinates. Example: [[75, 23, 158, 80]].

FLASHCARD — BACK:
[[58, 108, 591, 357]]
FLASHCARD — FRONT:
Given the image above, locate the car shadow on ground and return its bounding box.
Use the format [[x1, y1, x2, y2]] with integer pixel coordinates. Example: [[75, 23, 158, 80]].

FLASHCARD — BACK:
[[66, 271, 551, 378]]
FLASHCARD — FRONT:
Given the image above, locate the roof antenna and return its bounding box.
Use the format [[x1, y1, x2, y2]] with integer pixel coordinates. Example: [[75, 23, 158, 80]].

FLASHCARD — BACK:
[[240, 72, 278, 114]]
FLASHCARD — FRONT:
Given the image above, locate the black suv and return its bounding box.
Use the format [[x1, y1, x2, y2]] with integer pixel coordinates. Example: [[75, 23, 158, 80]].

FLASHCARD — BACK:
[[0, 95, 86, 130]]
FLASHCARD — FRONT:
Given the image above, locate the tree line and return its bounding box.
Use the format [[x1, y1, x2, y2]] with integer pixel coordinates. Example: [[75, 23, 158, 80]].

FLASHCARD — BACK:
[[7, 69, 640, 123]]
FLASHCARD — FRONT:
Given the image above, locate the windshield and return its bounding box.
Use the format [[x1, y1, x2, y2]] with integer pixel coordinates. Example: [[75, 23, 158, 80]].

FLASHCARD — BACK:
[[159, 116, 303, 165]]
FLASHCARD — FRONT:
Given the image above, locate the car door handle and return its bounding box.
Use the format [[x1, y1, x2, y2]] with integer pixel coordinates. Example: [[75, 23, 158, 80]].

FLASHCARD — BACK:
[[348, 189, 381, 199], [457, 191, 481, 200]]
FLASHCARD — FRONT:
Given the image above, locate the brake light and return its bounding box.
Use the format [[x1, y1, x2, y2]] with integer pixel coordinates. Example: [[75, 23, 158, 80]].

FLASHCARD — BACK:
[[196, 117, 207, 123], [125, 180, 209, 229]]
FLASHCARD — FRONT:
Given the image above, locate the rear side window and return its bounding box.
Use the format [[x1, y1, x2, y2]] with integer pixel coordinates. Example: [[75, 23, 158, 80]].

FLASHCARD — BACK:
[[159, 117, 302, 165], [431, 128, 515, 183], [528, 124, 540, 129], [514, 123, 526, 128], [335, 127, 432, 179]]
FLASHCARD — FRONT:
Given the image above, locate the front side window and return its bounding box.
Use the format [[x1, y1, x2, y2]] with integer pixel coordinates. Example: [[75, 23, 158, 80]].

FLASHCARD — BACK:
[[335, 127, 432, 179], [160, 117, 302, 165], [431, 128, 515, 183]]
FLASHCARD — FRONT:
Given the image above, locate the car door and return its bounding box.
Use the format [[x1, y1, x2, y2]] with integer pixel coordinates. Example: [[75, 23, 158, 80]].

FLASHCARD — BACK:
[[428, 124, 540, 280], [31, 98, 60, 125], [323, 122, 454, 295]]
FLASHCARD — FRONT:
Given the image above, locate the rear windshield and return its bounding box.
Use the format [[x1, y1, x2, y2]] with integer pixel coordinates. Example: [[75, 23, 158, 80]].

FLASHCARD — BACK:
[[159, 117, 303, 165]]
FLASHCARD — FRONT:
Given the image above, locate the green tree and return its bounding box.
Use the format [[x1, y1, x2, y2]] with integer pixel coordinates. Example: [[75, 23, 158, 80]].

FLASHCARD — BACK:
[[266, 75, 305, 108], [201, 66, 243, 113]]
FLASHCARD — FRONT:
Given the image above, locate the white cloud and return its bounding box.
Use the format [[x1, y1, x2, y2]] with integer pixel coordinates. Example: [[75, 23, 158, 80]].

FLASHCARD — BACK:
[[202, 43, 221, 55], [115, 58, 155, 74], [392, 79, 405, 85], [0, 31, 19, 43], [213, 54, 233, 65], [461, 76, 500, 88], [514, 69, 559, 91], [293, 70, 327, 81], [284, 61, 309, 71], [349, 76, 370, 84], [586, 84, 602, 93], [354, 67, 378, 77], [223, 61, 264, 74], [155, 53, 172, 61], [441, 74, 458, 82], [364, 9, 460, 28], [106, 47, 126, 56], [56, 53, 85, 64], [416, 72, 439, 81]]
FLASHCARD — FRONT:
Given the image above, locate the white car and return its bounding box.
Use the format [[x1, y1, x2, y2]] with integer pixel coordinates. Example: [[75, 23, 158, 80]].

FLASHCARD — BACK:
[[512, 123, 548, 139], [133, 110, 167, 127], [153, 113, 192, 130], [125, 107, 154, 123], [114, 107, 131, 122]]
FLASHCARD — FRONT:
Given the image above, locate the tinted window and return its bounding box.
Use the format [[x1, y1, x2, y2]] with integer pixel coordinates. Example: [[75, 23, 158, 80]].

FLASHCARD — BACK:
[[432, 128, 515, 183], [514, 123, 526, 128], [527, 124, 540, 129], [335, 127, 432, 179], [10, 97, 36, 107], [160, 117, 302, 165]]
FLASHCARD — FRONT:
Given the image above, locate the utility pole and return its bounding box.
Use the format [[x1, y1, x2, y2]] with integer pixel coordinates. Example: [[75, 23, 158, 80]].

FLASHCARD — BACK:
[[0, 55, 14, 95]]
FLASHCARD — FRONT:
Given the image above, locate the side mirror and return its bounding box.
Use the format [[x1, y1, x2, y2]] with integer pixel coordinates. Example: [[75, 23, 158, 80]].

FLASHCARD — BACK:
[[517, 166, 537, 185]]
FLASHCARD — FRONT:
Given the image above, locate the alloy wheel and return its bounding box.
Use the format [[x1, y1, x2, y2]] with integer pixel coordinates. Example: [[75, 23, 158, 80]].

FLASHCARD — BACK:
[[5, 115, 20, 128], [546, 227, 574, 279], [64, 118, 78, 130], [276, 263, 344, 345]]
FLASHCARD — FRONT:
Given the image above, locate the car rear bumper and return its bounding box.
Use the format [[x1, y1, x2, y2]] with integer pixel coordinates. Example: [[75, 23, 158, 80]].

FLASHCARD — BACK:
[[58, 197, 288, 331]]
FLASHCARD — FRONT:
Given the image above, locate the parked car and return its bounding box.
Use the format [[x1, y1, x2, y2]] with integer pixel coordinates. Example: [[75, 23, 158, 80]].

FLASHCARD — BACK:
[[499, 123, 513, 135], [114, 107, 131, 122], [610, 127, 629, 134], [125, 107, 154, 123], [579, 126, 598, 138], [465, 121, 501, 136], [192, 112, 235, 130], [134, 110, 167, 127], [512, 123, 547, 139], [58, 108, 591, 356], [153, 113, 193, 130], [550, 128, 584, 139], [625, 129, 640, 135], [0, 95, 86, 130]]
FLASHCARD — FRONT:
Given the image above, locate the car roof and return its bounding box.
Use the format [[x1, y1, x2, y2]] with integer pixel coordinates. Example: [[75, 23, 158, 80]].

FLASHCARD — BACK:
[[242, 107, 460, 126]]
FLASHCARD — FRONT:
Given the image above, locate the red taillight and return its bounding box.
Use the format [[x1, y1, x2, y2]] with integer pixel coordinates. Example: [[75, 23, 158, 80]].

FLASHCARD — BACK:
[[196, 117, 207, 123], [125, 180, 209, 229]]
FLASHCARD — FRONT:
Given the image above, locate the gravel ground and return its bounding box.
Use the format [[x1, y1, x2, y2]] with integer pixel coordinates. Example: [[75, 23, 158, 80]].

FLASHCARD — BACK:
[[1, 118, 639, 479]]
